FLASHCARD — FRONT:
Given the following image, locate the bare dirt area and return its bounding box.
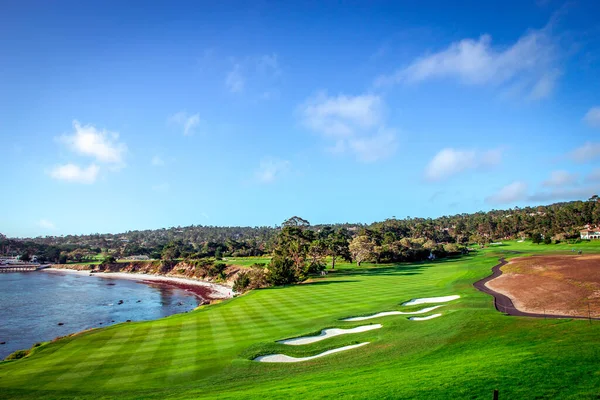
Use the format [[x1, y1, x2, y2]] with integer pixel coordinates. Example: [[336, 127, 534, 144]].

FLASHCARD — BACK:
[[485, 255, 600, 318]]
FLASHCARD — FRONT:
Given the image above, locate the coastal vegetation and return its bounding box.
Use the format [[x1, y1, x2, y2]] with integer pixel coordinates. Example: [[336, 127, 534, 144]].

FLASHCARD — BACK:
[[2, 197, 599, 266]]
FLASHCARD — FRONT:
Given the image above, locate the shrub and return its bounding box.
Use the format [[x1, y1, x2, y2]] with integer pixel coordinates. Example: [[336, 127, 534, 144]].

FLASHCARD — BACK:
[[5, 349, 30, 361], [267, 256, 296, 286], [233, 272, 251, 293], [248, 267, 269, 289], [101, 255, 116, 265]]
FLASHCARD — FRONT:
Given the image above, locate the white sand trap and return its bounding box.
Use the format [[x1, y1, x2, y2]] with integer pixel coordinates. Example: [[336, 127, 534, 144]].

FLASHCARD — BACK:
[[278, 324, 382, 345], [402, 295, 460, 306], [409, 313, 442, 321], [341, 306, 444, 321], [254, 342, 369, 363]]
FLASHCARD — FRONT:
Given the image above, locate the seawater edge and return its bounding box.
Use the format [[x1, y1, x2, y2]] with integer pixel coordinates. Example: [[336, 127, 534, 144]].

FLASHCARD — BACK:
[[43, 268, 234, 300]]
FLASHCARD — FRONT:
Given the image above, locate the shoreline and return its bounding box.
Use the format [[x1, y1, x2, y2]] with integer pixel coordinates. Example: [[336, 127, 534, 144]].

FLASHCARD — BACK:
[[43, 268, 234, 300]]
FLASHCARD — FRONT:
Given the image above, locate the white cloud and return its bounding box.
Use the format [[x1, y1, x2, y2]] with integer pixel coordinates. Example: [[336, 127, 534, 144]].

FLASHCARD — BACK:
[[49, 163, 99, 184], [300, 92, 397, 162], [38, 219, 56, 230], [424, 148, 502, 181], [486, 181, 529, 204], [486, 179, 599, 205], [542, 170, 578, 187], [254, 158, 291, 184], [375, 27, 557, 99], [583, 107, 600, 128], [302, 92, 383, 137], [58, 121, 127, 167], [528, 70, 560, 100], [168, 111, 200, 136], [348, 128, 398, 163], [256, 53, 281, 77], [569, 142, 600, 163], [151, 155, 165, 166], [152, 183, 170, 192], [226, 63, 244, 93]]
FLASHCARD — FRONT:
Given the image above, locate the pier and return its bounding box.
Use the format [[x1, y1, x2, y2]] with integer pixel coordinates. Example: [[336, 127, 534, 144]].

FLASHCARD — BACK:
[[0, 264, 50, 272]]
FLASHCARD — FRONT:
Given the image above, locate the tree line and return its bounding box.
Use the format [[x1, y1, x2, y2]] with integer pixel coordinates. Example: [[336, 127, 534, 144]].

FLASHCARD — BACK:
[[2, 197, 599, 268]]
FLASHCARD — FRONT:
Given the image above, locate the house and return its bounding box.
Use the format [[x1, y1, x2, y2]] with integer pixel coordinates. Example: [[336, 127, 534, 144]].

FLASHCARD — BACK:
[[123, 255, 150, 261], [580, 228, 600, 239]]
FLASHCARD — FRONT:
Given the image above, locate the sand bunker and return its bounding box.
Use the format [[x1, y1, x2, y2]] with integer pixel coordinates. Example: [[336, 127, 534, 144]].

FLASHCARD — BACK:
[[341, 306, 444, 321], [402, 295, 460, 306], [254, 342, 369, 363], [409, 313, 442, 321], [485, 255, 600, 318], [279, 324, 382, 345]]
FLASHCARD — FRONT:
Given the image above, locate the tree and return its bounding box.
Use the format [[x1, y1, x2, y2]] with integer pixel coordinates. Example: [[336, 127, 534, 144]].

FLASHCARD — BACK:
[[349, 235, 375, 266], [307, 239, 327, 273], [272, 217, 314, 281], [19, 251, 31, 262], [531, 232, 543, 244], [266, 256, 296, 286], [58, 254, 68, 264], [544, 236, 552, 245], [101, 255, 116, 265]]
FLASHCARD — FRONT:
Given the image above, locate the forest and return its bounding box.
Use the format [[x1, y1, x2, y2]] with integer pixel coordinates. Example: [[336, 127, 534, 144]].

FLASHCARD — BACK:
[[2, 196, 599, 266]]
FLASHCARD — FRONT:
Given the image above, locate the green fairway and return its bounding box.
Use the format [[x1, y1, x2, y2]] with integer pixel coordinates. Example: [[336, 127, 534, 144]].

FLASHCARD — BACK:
[[1, 242, 599, 399]]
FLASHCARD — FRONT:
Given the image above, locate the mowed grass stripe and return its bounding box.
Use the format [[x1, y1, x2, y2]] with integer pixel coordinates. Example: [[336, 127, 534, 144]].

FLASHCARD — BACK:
[[9, 327, 125, 387], [55, 323, 154, 387]]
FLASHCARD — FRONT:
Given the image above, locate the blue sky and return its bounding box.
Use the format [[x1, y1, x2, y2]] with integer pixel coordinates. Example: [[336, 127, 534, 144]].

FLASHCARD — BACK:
[[2, 0, 600, 237]]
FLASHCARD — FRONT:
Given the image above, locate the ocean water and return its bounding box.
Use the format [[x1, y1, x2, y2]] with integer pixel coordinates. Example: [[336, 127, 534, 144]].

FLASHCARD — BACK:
[[0, 270, 200, 359]]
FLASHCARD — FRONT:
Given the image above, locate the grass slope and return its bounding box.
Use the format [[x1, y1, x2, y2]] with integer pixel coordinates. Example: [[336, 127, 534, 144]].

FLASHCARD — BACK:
[[1, 241, 599, 399]]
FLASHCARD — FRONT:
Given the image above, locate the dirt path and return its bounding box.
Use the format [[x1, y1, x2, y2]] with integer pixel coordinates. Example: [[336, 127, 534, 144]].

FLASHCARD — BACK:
[[473, 257, 599, 320]]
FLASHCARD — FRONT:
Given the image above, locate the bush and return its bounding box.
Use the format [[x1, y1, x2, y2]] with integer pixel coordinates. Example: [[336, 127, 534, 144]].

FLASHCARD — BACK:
[[233, 272, 251, 293], [5, 349, 30, 361], [267, 256, 296, 286], [101, 255, 116, 265]]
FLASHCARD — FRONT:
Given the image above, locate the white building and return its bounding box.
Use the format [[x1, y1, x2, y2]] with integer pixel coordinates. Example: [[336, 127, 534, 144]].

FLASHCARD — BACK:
[[580, 228, 600, 239]]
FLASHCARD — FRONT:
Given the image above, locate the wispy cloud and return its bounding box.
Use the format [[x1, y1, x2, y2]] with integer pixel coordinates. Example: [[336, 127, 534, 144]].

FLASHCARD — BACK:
[[375, 25, 558, 100], [254, 158, 291, 184], [151, 155, 165, 166], [219, 53, 282, 97], [424, 148, 502, 181], [57, 121, 127, 168], [569, 142, 600, 163], [299, 91, 397, 162], [486, 181, 529, 204], [542, 170, 578, 187], [168, 111, 200, 136], [225, 63, 244, 93], [38, 219, 56, 230], [583, 106, 600, 128], [486, 178, 599, 205], [49, 163, 99, 184]]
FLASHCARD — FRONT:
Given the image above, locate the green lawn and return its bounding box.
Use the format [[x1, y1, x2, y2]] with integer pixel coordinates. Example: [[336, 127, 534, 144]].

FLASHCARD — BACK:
[[1, 241, 599, 399], [223, 256, 272, 267]]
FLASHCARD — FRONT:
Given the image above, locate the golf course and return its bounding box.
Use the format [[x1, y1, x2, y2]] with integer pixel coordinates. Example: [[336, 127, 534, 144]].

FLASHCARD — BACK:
[[1, 241, 599, 399]]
